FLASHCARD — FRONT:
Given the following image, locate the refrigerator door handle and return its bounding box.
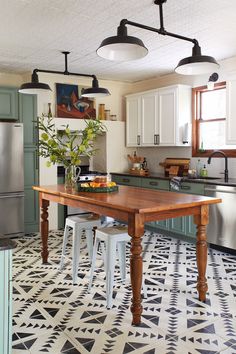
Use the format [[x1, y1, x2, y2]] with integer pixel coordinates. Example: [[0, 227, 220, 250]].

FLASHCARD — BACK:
[[0, 193, 24, 199]]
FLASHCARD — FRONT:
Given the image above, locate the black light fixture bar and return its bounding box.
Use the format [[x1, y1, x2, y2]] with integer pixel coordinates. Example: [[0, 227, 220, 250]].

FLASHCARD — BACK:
[[97, 0, 219, 75], [19, 51, 110, 97]]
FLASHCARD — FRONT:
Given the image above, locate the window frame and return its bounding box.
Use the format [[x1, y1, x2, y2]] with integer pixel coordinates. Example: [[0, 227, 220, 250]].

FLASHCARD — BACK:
[[192, 81, 236, 157]]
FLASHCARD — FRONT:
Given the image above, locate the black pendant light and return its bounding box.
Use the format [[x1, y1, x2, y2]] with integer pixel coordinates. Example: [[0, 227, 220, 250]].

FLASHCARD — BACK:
[[175, 43, 219, 75], [19, 52, 110, 97], [19, 71, 51, 94], [97, 22, 148, 61], [97, 0, 219, 75]]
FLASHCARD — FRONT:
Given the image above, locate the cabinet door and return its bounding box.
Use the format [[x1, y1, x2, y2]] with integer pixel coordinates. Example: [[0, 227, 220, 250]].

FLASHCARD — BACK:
[[141, 91, 158, 146], [169, 216, 185, 234], [126, 95, 141, 146], [20, 93, 39, 234], [111, 174, 141, 187], [158, 87, 176, 146], [24, 148, 39, 233], [0, 87, 18, 120], [19, 93, 37, 147], [226, 79, 236, 144]]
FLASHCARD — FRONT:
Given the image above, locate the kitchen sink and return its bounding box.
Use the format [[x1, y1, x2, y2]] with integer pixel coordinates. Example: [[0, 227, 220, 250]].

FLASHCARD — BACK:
[[188, 176, 221, 180]]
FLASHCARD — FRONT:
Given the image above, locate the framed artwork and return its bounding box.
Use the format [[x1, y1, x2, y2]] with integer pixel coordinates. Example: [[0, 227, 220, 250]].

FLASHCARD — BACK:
[[56, 83, 96, 119]]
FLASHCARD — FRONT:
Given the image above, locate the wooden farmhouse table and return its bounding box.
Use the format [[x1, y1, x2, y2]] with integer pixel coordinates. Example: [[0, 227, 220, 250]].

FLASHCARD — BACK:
[[33, 184, 221, 325]]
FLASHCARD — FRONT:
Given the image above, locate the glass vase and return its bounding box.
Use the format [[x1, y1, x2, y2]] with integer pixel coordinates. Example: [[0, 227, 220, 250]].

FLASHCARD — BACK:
[[64, 165, 81, 191]]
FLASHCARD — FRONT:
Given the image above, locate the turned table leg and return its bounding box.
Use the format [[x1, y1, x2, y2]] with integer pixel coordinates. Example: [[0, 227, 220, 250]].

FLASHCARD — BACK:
[[194, 205, 209, 301], [128, 213, 144, 325], [40, 195, 50, 264]]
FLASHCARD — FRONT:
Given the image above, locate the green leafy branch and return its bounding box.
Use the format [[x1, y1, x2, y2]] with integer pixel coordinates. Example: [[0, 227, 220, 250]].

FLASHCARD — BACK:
[[37, 114, 106, 167]]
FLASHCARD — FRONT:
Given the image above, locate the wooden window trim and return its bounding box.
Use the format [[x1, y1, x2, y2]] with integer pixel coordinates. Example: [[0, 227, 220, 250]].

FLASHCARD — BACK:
[[192, 81, 236, 157]]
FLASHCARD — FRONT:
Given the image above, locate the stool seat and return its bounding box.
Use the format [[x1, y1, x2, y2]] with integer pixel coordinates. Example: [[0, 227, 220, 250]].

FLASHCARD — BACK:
[[88, 225, 147, 309], [59, 214, 101, 284]]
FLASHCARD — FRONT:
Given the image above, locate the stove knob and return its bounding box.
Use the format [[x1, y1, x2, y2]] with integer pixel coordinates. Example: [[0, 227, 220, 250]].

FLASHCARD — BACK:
[[85, 176, 89, 180]]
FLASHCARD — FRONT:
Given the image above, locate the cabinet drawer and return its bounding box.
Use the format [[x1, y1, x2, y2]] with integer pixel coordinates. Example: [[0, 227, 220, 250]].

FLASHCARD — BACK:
[[141, 178, 169, 190], [177, 182, 204, 195], [111, 175, 141, 187]]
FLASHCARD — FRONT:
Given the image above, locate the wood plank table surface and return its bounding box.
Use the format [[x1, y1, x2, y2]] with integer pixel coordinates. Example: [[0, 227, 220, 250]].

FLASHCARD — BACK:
[[33, 184, 221, 325]]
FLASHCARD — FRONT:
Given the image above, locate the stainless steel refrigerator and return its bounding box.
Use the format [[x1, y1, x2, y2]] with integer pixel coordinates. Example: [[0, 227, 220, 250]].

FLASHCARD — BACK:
[[0, 122, 24, 237]]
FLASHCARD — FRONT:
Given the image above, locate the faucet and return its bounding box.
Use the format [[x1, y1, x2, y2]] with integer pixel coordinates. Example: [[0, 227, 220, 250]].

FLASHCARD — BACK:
[[207, 150, 228, 182]]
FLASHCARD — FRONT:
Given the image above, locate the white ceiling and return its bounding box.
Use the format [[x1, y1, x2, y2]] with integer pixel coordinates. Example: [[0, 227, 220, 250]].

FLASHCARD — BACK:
[[0, 0, 236, 83]]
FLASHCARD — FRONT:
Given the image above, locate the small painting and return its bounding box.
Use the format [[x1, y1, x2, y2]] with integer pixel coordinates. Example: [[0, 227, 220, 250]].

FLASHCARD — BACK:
[[56, 83, 96, 119]]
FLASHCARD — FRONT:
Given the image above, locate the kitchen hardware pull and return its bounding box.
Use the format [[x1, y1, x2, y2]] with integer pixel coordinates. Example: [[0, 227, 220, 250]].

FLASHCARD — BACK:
[[35, 150, 39, 170], [204, 188, 236, 194], [156, 134, 160, 145], [0, 194, 24, 199], [137, 135, 141, 145], [122, 178, 130, 183], [149, 181, 159, 186], [154, 134, 157, 145], [180, 185, 191, 190]]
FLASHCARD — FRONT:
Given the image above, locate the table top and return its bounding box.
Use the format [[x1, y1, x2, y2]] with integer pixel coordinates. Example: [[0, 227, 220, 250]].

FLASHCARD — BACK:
[[33, 184, 221, 214]]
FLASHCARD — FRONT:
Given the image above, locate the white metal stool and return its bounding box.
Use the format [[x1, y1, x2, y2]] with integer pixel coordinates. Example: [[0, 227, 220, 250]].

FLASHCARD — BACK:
[[88, 225, 147, 309], [59, 214, 101, 284]]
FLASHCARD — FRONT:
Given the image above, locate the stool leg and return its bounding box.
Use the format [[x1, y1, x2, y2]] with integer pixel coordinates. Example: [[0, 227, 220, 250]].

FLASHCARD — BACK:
[[59, 224, 70, 270], [72, 225, 81, 284], [106, 238, 116, 309], [85, 229, 93, 262], [117, 241, 127, 284], [88, 237, 100, 291]]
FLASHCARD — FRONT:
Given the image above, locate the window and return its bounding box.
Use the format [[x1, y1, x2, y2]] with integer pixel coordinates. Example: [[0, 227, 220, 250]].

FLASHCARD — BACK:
[[192, 82, 236, 157]]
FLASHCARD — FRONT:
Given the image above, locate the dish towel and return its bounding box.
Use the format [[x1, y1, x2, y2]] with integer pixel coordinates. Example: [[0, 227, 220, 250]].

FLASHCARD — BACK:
[[170, 176, 185, 191]]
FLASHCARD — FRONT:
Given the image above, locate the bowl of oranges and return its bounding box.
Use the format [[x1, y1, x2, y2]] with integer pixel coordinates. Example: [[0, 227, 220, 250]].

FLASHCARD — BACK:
[[76, 176, 118, 193]]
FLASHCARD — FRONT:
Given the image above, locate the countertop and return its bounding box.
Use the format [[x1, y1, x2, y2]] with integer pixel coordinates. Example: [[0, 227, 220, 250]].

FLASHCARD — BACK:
[[0, 237, 16, 251], [111, 172, 236, 187]]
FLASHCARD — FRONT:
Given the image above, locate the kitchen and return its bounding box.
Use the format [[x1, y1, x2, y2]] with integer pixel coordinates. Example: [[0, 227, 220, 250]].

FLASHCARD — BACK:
[[0, 0, 236, 353]]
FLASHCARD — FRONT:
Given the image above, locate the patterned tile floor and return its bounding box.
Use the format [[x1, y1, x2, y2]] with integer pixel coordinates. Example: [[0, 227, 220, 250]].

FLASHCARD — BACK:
[[12, 225, 236, 354]]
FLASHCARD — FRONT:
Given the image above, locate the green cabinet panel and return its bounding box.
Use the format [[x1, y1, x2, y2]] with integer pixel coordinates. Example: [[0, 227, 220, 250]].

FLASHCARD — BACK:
[[19, 93, 37, 147], [186, 215, 196, 238], [0, 87, 18, 120], [141, 178, 169, 190], [19, 93, 39, 234], [0, 247, 13, 354], [176, 182, 204, 195], [155, 219, 169, 230], [169, 216, 186, 234], [111, 174, 141, 187]]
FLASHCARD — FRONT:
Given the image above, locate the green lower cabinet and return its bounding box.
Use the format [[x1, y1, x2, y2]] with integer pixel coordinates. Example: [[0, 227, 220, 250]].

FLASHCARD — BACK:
[[111, 174, 141, 187], [0, 240, 15, 354], [155, 219, 169, 230], [185, 215, 197, 238], [169, 216, 186, 235]]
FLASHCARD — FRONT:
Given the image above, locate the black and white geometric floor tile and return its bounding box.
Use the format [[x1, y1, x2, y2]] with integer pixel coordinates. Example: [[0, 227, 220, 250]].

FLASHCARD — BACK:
[[12, 227, 236, 354]]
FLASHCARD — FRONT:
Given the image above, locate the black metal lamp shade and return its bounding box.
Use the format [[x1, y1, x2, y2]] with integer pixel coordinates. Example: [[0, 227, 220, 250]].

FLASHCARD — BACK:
[[19, 71, 52, 94], [97, 35, 148, 61], [175, 43, 219, 75], [97, 23, 148, 61], [81, 77, 110, 97]]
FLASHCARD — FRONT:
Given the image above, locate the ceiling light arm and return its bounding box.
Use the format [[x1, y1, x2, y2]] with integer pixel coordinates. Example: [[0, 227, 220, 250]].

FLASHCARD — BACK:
[[119, 19, 199, 47]]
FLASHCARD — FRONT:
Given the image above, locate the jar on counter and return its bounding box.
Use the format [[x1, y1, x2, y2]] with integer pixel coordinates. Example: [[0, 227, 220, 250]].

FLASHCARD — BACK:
[[104, 110, 110, 120], [98, 104, 105, 120]]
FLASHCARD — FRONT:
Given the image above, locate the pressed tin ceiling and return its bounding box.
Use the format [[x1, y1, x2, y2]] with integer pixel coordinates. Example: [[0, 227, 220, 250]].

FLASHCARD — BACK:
[[0, 0, 236, 82]]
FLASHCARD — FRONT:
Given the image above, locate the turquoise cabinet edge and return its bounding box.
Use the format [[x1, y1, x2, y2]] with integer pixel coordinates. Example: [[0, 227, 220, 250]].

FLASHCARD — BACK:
[[0, 87, 18, 120], [0, 249, 12, 354], [111, 174, 204, 240]]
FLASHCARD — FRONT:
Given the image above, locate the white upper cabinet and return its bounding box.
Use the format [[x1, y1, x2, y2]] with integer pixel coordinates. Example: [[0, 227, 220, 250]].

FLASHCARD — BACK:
[[126, 85, 191, 147], [226, 78, 236, 144]]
